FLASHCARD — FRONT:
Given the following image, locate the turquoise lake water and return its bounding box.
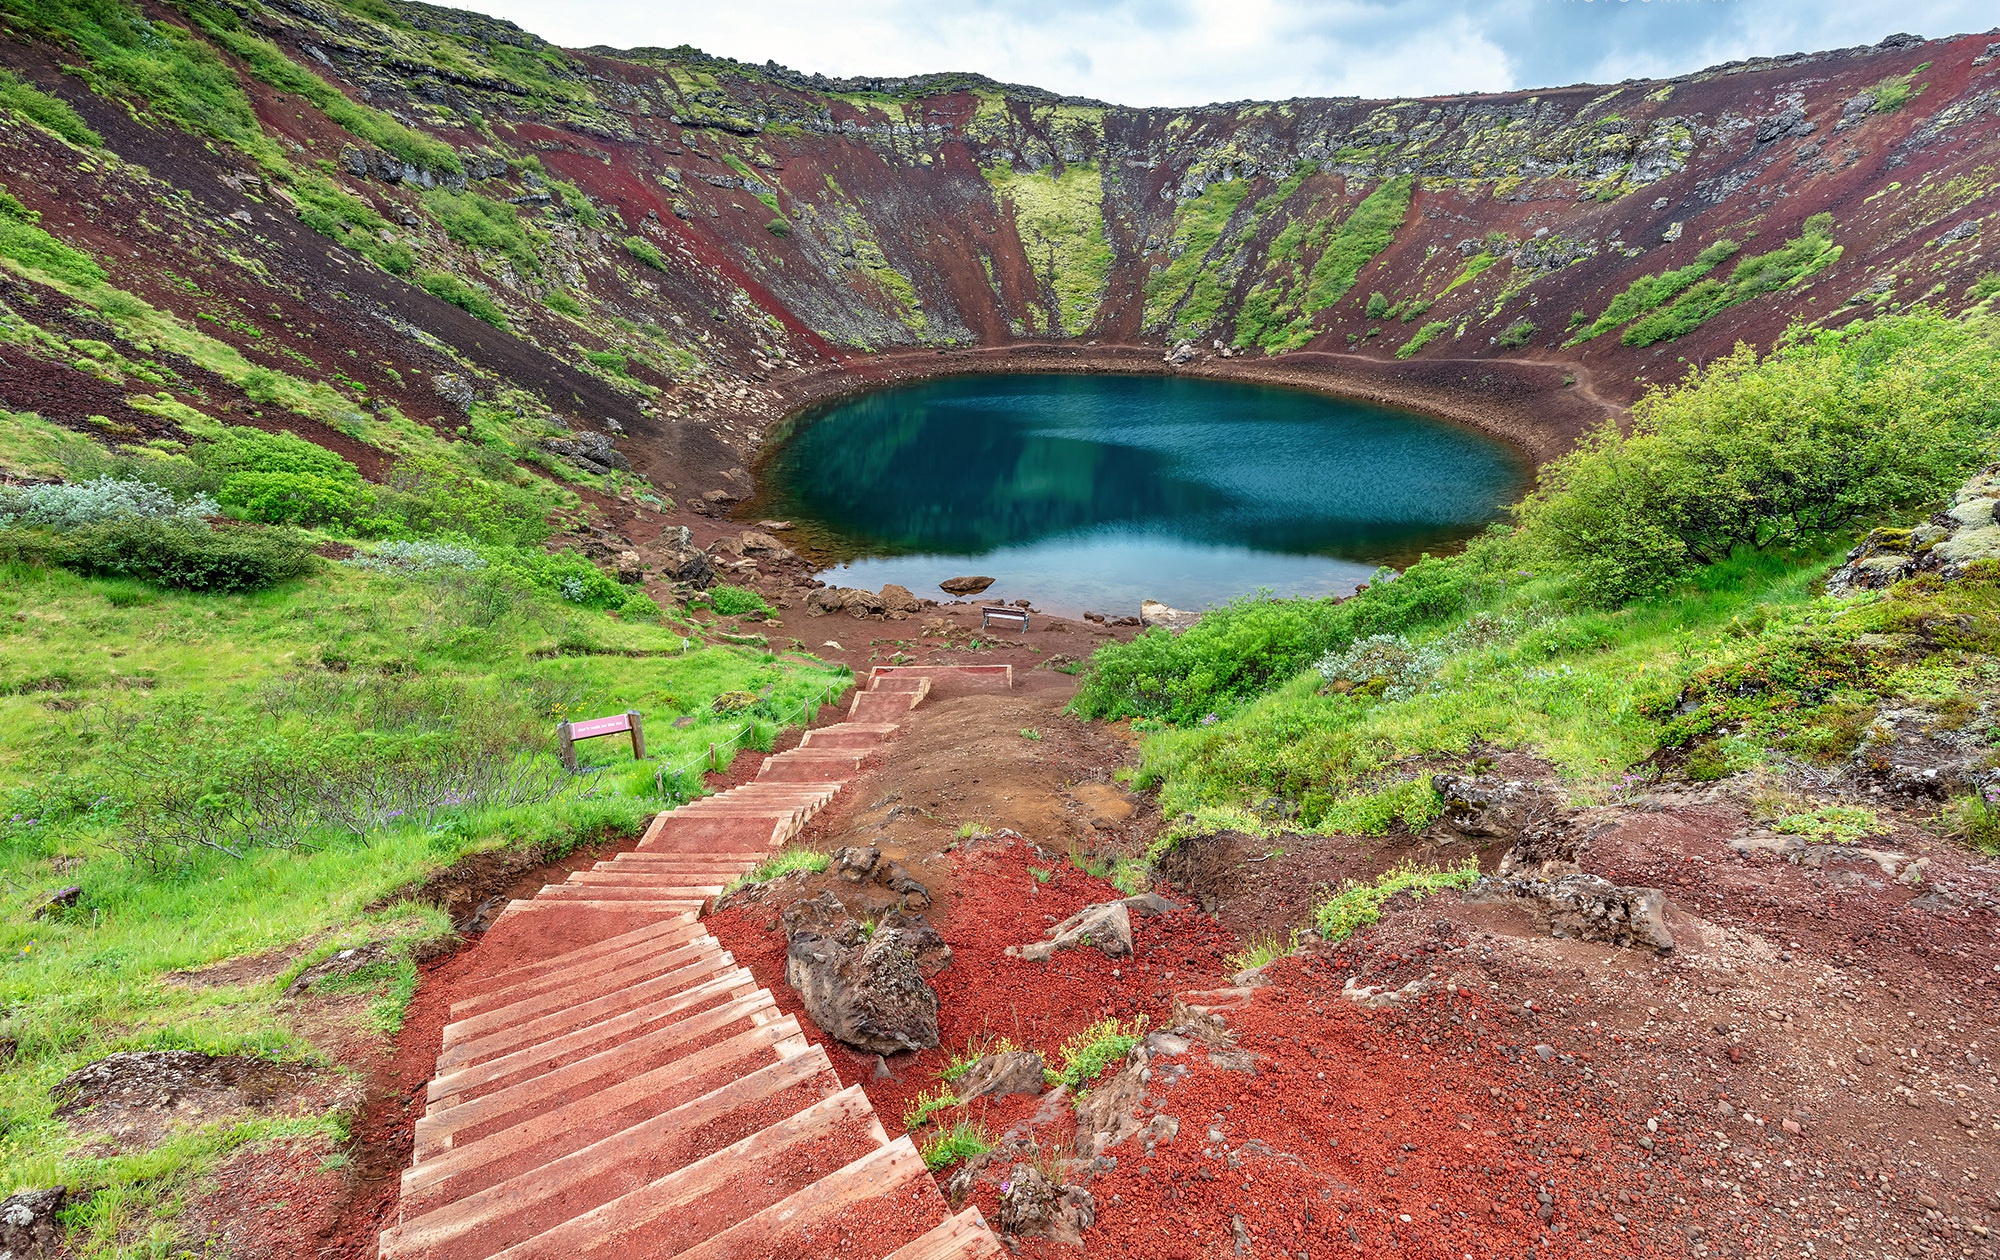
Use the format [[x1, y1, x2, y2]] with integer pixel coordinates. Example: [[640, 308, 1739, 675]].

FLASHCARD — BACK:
[[756, 373, 1528, 615]]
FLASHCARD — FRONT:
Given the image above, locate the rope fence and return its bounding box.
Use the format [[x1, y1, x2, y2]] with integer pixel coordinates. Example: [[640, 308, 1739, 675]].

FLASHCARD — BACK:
[[649, 672, 852, 801]]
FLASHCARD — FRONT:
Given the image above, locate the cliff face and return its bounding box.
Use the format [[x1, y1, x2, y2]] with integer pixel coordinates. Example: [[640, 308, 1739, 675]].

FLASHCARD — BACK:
[[1, 0, 1997, 489]]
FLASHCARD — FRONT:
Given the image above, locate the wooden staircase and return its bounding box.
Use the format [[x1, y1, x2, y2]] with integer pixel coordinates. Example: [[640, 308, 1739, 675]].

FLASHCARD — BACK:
[[380, 667, 1012, 1260]]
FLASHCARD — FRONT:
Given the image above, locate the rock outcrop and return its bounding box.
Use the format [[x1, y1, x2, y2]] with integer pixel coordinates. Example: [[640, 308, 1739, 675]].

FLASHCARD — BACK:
[[782, 893, 949, 1054]]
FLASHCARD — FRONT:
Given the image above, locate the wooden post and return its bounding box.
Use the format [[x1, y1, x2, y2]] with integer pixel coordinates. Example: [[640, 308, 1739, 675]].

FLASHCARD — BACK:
[[557, 721, 577, 772], [627, 710, 645, 760]]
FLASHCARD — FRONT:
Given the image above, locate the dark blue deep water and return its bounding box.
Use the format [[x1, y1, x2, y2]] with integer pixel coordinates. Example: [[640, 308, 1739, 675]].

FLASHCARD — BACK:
[[757, 373, 1528, 614]]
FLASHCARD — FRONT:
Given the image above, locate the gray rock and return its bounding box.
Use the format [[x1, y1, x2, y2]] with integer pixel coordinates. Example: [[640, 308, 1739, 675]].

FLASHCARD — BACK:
[[1469, 872, 1676, 953], [0, 1187, 65, 1259], [30, 885, 81, 919], [1121, 892, 1177, 918], [954, 1049, 1045, 1101], [656, 526, 714, 589], [879, 583, 922, 613], [613, 551, 645, 585], [736, 530, 795, 561], [540, 431, 629, 474], [995, 1162, 1095, 1244], [782, 893, 946, 1055], [1139, 599, 1201, 632], [878, 860, 930, 909], [1433, 774, 1556, 840], [1007, 899, 1133, 962], [832, 846, 879, 882], [939, 575, 995, 595]]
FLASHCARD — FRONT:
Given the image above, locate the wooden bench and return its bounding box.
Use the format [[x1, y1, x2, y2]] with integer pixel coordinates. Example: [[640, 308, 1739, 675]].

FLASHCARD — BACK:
[[979, 606, 1029, 633], [558, 710, 646, 771]]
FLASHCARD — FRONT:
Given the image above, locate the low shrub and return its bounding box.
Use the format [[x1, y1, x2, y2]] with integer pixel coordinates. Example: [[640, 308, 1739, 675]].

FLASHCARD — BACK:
[[217, 472, 359, 526], [706, 584, 771, 617], [624, 236, 668, 271], [0, 477, 216, 529], [13, 518, 317, 592]]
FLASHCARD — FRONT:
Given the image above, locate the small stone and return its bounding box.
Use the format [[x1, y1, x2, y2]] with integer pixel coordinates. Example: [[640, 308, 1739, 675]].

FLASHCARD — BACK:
[[1781, 1119, 1802, 1136], [1534, 1044, 1555, 1061]]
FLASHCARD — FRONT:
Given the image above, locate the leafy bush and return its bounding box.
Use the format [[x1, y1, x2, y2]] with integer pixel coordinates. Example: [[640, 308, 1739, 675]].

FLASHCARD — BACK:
[[766, 217, 791, 237], [920, 1122, 994, 1172], [363, 454, 548, 546], [216, 472, 359, 526], [488, 548, 624, 608], [6, 518, 317, 592], [1517, 310, 2000, 603], [1314, 634, 1443, 701], [1572, 239, 1738, 342], [1495, 318, 1536, 348], [1045, 1017, 1146, 1091], [293, 177, 411, 274], [1364, 291, 1390, 319], [0, 477, 216, 529], [707, 584, 771, 617], [543, 288, 586, 317], [414, 270, 509, 330]]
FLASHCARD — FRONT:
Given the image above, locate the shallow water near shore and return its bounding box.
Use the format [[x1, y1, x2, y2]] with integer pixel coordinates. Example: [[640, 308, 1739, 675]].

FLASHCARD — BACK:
[[758, 373, 1528, 613]]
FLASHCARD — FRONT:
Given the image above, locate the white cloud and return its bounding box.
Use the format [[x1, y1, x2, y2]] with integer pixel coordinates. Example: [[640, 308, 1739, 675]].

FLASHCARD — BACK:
[[468, 0, 1998, 106]]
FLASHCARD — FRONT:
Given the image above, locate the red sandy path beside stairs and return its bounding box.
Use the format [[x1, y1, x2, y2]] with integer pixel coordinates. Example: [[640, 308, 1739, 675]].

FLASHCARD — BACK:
[[377, 668, 1012, 1260]]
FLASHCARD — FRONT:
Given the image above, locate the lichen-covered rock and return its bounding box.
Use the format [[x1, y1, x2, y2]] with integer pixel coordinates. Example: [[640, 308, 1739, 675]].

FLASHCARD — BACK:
[[1433, 774, 1557, 839], [954, 1049, 1045, 1101], [0, 1187, 65, 1260], [1006, 899, 1133, 962], [1852, 706, 1998, 798], [1469, 873, 1676, 953], [995, 1163, 1095, 1244], [782, 893, 948, 1055]]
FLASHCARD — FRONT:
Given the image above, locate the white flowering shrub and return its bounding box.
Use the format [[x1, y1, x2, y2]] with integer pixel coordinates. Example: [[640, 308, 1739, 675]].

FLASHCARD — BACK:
[[0, 478, 217, 530], [344, 540, 488, 574], [1313, 634, 1443, 701]]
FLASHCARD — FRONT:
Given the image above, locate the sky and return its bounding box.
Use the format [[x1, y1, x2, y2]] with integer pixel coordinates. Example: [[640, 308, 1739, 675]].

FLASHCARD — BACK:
[[469, 0, 1998, 106]]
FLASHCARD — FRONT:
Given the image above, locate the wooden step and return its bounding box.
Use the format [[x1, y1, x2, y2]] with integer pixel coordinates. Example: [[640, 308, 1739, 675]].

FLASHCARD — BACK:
[[442, 940, 725, 1048], [389, 1070, 860, 1260], [427, 986, 779, 1113], [458, 917, 708, 1008], [461, 1086, 884, 1260], [869, 664, 1013, 689], [451, 927, 721, 1020], [437, 960, 752, 1073], [798, 723, 899, 749], [404, 1028, 822, 1213], [672, 1134, 932, 1260], [883, 1209, 1006, 1260]]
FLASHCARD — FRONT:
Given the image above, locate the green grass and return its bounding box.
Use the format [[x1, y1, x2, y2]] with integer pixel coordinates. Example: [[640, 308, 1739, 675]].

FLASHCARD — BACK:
[[728, 846, 829, 891], [1225, 929, 1298, 973], [0, 66, 102, 146], [1569, 239, 1739, 343], [1394, 319, 1449, 359], [1044, 1016, 1146, 1092], [1314, 861, 1479, 942], [1303, 176, 1413, 313], [415, 270, 509, 330], [901, 1084, 958, 1131], [1143, 179, 1255, 331], [1769, 806, 1884, 844], [984, 161, 1112, 336], [0, 0, 288, 171], [920, 1121, 995, 1171], [425, 190, 540, 277], [1621, 216, 1839, 347], [625, 236, 668, 272]]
